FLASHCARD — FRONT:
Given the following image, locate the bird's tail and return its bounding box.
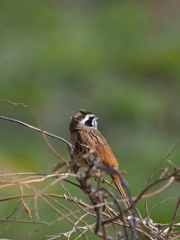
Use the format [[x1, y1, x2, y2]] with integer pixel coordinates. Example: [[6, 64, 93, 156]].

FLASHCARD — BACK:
[[111, 173, 131, 210]]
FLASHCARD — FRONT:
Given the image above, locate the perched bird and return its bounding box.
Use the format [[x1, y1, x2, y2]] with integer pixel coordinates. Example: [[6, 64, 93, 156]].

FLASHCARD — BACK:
[[69, 109, 131, 209]]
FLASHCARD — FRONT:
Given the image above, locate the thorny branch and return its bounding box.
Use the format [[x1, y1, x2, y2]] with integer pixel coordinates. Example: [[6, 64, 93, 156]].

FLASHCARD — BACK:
[[0, 102, 180, 239]]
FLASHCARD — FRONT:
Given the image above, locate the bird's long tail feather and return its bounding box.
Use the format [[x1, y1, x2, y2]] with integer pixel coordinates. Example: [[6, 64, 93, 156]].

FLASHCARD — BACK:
[[111, 174, 131, 210]]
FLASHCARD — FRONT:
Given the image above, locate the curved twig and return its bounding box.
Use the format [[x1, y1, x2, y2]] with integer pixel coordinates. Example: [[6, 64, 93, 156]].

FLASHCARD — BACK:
[[0, 116, 73, 151]]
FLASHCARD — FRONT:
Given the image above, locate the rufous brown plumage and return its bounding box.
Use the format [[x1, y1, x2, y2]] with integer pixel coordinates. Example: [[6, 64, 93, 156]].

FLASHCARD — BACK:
[[69, 109, 131, 209]]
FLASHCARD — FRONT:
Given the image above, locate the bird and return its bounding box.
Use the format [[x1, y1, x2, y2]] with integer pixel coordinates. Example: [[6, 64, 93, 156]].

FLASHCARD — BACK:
[[69, 109, 131, 209]]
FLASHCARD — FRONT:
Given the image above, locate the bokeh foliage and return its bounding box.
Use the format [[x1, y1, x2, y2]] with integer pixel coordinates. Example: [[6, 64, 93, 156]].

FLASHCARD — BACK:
[[0, 1, 179, 239]]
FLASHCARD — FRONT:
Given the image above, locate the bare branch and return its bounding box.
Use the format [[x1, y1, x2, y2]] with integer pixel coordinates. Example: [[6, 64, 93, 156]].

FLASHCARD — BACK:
[[166, 197, 180, 236], [0, 115, 73, 151], [0, 99, 27, 107]]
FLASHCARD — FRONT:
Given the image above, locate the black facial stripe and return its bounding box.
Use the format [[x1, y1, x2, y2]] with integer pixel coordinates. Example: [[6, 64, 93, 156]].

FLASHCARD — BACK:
[[85, 119, 93, 127]]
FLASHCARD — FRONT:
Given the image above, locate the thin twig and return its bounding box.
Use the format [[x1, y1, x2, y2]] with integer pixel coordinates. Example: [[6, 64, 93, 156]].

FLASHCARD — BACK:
[[0, 116, 73, 151], [0, 173, 75, 189], [0, 99, 27, 107], [0, 200, 21, 224], [145, 142, 180, 217], [134, 169, 180, 203], [149, 197, 175, 216], [37, 119, 67, 164], [166, 197, 180, 237]]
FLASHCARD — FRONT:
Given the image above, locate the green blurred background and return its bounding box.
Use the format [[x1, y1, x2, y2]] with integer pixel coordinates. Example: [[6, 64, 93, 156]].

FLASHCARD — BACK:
[[0, 1, 180, 239]]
